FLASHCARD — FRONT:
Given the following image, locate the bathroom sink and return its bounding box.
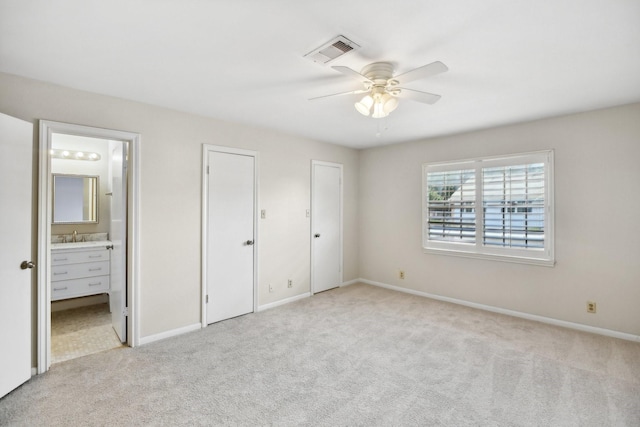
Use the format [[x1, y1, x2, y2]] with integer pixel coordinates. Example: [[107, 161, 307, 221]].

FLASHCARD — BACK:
[[51, 240, 112, 249]]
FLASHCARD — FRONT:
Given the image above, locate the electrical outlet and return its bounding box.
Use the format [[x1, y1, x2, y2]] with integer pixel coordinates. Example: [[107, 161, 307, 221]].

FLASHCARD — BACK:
[[399, 270, 405, 280], [269, 284, 274, 293], [288, 279, 293, 288], [587, 301, 596, 313]]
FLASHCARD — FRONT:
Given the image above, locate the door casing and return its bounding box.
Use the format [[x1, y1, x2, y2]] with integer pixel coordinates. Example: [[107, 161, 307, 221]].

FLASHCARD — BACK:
[[201, 144, 258, 327], [37, 120, 141, 373]]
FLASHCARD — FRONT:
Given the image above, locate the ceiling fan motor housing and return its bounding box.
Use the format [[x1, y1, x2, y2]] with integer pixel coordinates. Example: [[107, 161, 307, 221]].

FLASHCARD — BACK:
[[361, 62, 395, 84]]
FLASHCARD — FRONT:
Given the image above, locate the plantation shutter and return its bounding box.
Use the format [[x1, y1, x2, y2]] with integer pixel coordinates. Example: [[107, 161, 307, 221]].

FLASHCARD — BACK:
[[482, 163, 545, 249], [425, 168, 476, 243]]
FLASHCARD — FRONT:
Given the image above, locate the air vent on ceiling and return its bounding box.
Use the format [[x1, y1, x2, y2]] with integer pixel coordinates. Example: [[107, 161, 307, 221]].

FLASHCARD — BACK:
[[304, 35, 360, 65]]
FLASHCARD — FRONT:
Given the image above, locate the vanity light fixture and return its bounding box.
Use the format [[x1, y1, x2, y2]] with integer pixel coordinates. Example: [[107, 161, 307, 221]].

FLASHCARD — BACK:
[[50, 149, 101, 161]]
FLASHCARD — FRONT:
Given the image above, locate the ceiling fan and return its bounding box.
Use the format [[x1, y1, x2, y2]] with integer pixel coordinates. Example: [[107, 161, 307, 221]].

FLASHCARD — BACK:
[[310, 61, 448, 118]]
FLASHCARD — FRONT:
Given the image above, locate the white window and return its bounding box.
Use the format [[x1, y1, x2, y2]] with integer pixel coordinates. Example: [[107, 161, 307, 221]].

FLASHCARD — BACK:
[[423, 151, 554, 266]]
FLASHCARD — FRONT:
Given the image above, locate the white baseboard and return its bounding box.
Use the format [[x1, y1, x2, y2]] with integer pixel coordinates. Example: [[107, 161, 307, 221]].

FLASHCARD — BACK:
[[141, 293, 313, 345], [340, 279, 359, 287], [138, 323, 202, 346], [258, 292, 311, 311], [359, 278, 640, 343]]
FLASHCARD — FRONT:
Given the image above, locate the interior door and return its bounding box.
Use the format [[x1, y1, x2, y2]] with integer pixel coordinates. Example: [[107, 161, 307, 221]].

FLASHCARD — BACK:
[[110, 142, 127, 342], [0, 113, 33, 398], [206, 150, 255, 324], [311, 161, 342, 293]]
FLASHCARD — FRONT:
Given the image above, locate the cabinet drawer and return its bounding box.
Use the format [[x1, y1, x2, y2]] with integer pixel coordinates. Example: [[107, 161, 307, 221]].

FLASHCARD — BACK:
[[51, 261, 110, 282], [51, 275, 110, 301], [52, 249, 110, 265]]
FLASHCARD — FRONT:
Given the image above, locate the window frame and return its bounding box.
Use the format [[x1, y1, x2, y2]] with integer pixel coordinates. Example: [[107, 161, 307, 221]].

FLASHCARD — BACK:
[[422, 150, 555, 267]]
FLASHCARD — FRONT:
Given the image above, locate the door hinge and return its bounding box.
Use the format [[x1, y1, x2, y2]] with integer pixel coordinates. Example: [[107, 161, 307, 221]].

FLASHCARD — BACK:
[[206, 295, 209, 304], [122, 307, 129, 316], [207, 166, 210, 174]]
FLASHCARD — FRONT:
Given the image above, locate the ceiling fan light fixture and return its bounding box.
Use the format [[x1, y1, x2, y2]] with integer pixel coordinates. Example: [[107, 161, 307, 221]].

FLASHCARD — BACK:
[[371, 100, 387, 119], [366, 92, 396, 119], [382, 93, 399, 114], [355, 95, 374, 116]]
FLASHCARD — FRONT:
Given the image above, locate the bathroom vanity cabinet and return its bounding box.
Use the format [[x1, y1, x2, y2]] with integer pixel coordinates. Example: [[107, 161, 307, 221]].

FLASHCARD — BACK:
[[51, 244, 110, 301]]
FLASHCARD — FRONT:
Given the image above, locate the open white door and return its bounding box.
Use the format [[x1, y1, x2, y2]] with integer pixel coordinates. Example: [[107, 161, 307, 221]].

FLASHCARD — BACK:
[[110, 142, 127, 342], [205, 147, 256, 324], [311, 161, 343, 294], [0, 113, 33, 398]]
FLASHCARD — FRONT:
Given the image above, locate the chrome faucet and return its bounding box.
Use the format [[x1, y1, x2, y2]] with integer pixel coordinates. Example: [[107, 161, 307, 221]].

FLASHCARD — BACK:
[[72, 230, 77, 242]]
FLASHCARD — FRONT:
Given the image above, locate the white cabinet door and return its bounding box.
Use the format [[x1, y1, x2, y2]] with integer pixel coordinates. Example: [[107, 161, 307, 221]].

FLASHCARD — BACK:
[[110, 142, 127, 342], [0, 113, 33, 398], [311, 161, 342, 294], [206, 150, 255, 324]]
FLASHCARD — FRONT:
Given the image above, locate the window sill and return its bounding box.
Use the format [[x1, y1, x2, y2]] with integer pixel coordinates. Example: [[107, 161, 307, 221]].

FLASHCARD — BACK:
[[423, 247, 555, 267]]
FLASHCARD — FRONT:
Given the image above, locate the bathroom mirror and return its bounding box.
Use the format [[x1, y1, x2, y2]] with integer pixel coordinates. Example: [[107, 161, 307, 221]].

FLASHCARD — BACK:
[[52, 174, 99, 224]]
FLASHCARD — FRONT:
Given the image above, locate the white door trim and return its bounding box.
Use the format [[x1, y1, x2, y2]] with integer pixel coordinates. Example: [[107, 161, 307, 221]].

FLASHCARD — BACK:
[[37, 120, 141, 374], [201, 144, 259, 327], [310, 160, 343, 295]]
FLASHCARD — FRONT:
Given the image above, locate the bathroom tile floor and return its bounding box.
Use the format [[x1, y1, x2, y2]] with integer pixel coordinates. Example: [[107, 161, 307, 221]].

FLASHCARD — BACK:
[[51, 303, 123, 364]]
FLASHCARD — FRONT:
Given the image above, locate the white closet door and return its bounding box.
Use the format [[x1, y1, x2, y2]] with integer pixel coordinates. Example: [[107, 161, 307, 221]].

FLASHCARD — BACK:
[[0, 113, 33, 398], [311, 161, 342, 294], [206, 151, 255, 324]]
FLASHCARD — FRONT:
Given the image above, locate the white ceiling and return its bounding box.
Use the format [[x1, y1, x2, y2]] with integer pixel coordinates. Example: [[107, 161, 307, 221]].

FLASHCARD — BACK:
[[1, 0, 639, 149]]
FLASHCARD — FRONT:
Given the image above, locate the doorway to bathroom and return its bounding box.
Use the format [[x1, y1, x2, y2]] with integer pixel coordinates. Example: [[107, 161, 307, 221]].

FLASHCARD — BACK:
[[38, 121, 140, 373]]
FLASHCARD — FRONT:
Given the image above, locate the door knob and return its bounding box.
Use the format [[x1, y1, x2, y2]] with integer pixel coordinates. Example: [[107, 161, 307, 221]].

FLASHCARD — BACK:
[[314, 234, 321, 238], [20, 261, 35, 270], [245, 240, 254, 245]]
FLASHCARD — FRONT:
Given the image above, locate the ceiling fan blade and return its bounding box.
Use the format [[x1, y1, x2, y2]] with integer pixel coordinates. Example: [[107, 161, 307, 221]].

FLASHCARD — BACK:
[[396, 88, 442, 104], [331, 66, 374, 85], [308, 89, 368, 101], [393, 61, 448, 84]]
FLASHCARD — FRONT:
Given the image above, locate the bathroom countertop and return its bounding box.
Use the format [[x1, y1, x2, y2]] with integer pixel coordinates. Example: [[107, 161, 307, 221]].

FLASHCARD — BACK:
[[51, 241, 112, 250]]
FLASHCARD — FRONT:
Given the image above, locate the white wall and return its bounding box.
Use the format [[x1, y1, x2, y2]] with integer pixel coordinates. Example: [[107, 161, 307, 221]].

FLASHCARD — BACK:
[[358, 103, 640, 335], [0, 72, 359, 341], [2, 69, 637, 350]]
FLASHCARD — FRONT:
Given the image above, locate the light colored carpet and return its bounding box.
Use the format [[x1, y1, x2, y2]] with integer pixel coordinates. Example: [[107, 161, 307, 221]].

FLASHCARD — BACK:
[[51, 303, 123, 364], [1, 283, 639, 426]]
